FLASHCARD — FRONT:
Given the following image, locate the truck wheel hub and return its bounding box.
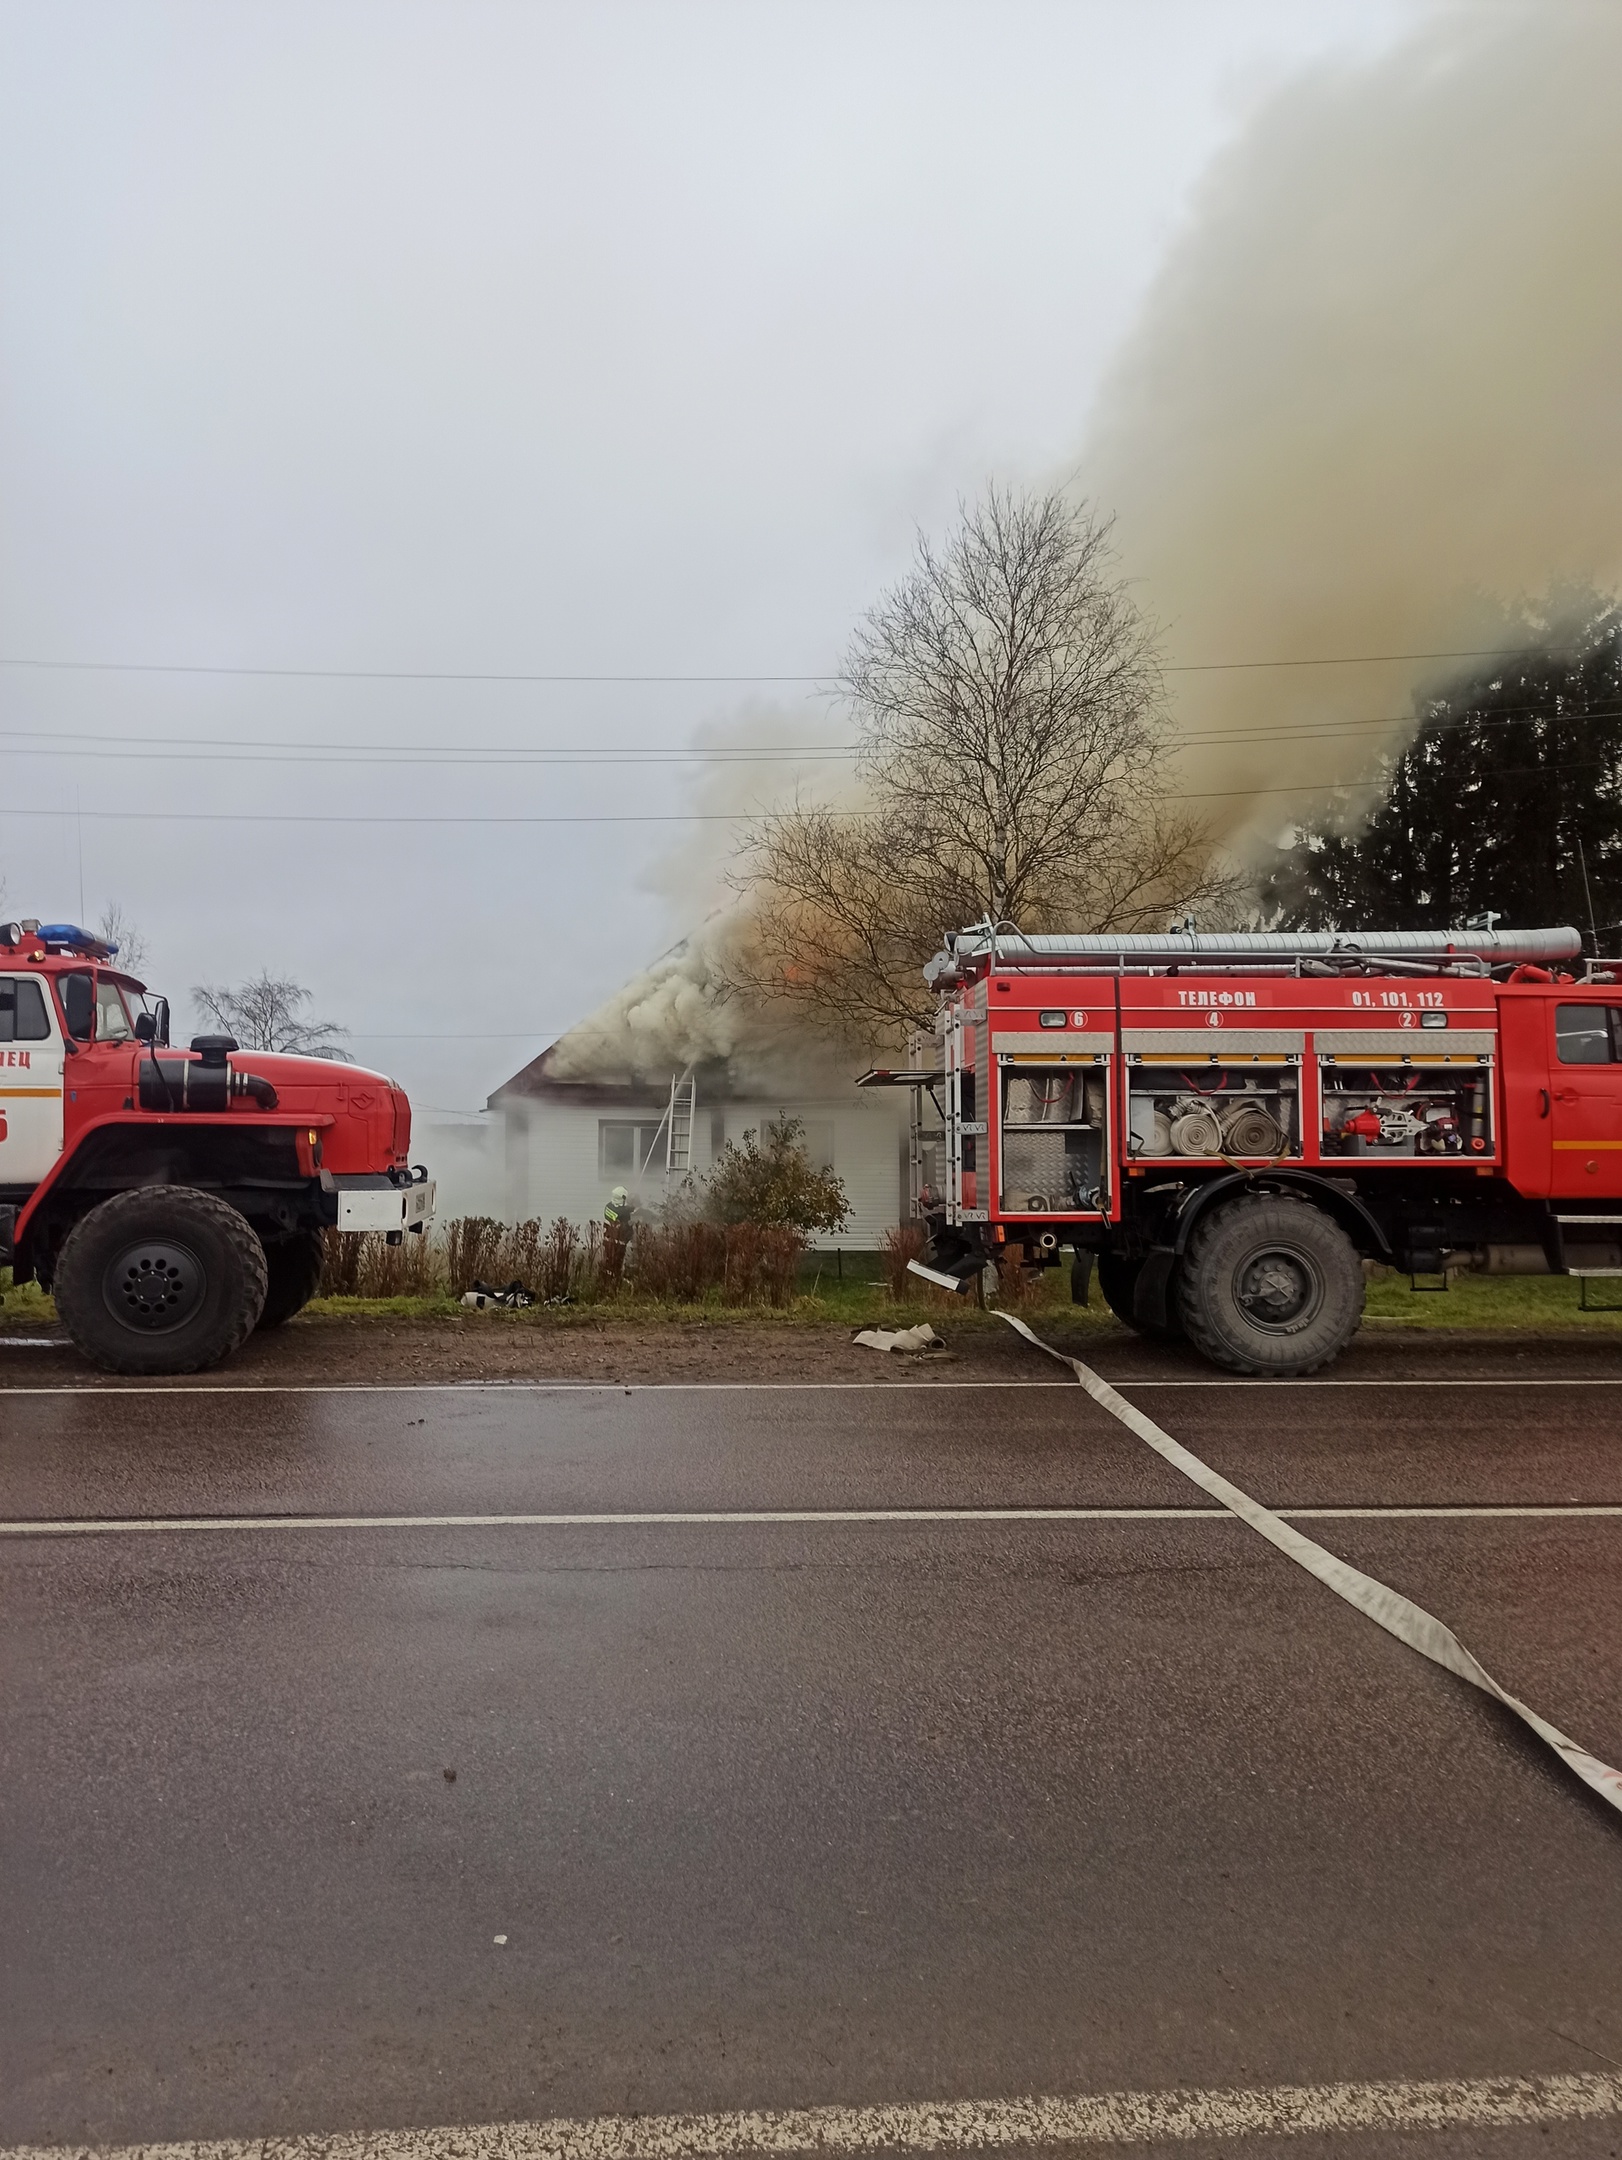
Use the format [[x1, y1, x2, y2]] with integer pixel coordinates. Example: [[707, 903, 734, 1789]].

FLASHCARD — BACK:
[[1235, 1247, 1320, 1329], [103, 1240, 205, 1332]]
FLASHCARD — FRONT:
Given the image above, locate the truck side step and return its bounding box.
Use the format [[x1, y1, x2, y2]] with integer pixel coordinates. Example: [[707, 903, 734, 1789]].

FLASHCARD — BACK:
[[906, 1256, 976, 1294]]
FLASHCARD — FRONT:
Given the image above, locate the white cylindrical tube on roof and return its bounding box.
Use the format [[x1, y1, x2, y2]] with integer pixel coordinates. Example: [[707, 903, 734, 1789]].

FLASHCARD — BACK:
[[924, 924, 1582, 984]]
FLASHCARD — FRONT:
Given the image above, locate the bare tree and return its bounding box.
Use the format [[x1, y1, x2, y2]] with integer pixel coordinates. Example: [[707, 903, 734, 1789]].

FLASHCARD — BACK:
[[97, 901, 148, 974], [192, 972, 352, 1059], [731, 486, 1235, 1042]]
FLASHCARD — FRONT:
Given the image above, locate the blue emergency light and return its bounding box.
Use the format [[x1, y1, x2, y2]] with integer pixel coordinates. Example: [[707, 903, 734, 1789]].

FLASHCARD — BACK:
[[37, 924, 118, 957]]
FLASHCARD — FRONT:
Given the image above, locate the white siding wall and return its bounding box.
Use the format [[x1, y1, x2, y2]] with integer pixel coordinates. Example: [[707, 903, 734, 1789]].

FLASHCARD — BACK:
[[506, 1099, 616, 1228], [708, 1096, 907, 1249], [497, 1090, 906, 1246], [414, 1116, 505, 1222]]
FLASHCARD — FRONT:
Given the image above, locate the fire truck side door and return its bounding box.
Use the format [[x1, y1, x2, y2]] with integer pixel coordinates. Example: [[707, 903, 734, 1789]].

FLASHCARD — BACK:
[[0, 974, 65, 1185], [1548, 1001, 1622, 1196], [1497, 995, 1551, 1195]]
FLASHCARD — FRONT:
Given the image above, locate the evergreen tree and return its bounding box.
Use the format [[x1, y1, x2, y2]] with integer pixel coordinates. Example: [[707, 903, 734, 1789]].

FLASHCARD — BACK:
[[1262, 597, 1622, 949]]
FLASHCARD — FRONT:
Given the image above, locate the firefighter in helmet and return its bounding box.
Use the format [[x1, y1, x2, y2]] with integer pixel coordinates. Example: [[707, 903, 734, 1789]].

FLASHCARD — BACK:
[[604, 1184, 637, 1232], [603, 1183, 637, 1282]]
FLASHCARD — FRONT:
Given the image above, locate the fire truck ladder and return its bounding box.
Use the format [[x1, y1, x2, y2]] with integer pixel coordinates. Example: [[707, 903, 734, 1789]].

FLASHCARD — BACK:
[[664, 1069, 697, 1187]]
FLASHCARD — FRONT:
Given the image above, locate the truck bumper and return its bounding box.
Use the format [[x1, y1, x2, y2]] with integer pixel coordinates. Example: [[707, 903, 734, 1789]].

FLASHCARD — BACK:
[[326, 1174, 436, 1238]]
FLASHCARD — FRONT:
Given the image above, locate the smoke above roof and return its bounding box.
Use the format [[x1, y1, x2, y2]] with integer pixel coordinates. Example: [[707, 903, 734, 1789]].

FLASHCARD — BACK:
[[1082, 0, 1622, 853], [542, 915, 848, 1093], [553, 1, 1622, 1083]]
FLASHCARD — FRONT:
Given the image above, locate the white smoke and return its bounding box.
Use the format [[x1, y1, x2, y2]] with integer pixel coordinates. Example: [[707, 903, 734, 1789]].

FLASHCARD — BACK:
[[547, 702, 857, 1085], [558, 1, 1622, 1080], [545, 924, 747, 1083], [1081, 0, 1622, 854]]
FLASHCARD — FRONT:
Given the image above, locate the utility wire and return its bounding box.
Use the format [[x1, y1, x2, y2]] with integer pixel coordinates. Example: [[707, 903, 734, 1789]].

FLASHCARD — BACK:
[[0, 643, 1591, 684], [2, 696, 1618, 768], [0, 807, 759, 824], [0, 659, 826, 684], [349, 1032, 562, 1040], [0, 734, 856, 765], [4, 747, 1617, 823]]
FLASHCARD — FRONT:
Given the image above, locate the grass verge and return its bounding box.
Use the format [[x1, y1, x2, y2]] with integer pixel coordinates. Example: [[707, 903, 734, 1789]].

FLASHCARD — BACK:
[[8, 1265, 1622, 1334]]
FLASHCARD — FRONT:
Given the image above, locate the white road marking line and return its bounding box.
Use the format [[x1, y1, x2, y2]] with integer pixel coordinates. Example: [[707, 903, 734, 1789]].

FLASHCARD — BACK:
[[3, 1502, 1619, 1538], [8, 2068, 1622, 2158], [1119, 1375, 1622, 1387], [1001, 1312, 1622, 1817], [5, 1375, 1622, 1395]]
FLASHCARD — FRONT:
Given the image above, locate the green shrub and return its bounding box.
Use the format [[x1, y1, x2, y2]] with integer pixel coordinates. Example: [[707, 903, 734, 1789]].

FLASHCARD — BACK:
[[705, 1115, 850, 1234]]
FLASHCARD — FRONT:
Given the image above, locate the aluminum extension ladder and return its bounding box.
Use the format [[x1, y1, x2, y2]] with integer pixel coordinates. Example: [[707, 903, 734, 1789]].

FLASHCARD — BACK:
[[665, 1069, 697, 1185]]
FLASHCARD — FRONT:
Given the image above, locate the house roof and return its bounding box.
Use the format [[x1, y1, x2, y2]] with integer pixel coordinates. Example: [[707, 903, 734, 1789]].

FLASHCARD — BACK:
[[488, 1044, 736, 1110], [489, 930, 876, 1111]]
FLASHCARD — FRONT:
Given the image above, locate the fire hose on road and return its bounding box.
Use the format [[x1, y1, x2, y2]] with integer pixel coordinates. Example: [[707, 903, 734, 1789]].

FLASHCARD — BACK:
[[998, 1313, 1622, 1819]]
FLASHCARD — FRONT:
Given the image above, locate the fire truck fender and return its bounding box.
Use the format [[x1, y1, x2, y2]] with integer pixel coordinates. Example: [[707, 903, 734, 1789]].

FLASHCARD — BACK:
[[1165, 1171, 1394, 1264]]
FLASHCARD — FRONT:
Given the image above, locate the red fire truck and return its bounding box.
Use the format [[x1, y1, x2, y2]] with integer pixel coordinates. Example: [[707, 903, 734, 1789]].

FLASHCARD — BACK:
[[0, 920, 433, 1373], [862, 922, 1622, 1375]]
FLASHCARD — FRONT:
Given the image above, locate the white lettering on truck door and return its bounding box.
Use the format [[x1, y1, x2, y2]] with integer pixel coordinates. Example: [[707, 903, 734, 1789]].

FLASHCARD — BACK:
[[0, 976, 65, 1183]]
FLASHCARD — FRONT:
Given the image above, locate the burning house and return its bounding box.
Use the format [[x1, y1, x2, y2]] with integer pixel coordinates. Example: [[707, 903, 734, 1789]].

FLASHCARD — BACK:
[[485, 934, 908, 1246]]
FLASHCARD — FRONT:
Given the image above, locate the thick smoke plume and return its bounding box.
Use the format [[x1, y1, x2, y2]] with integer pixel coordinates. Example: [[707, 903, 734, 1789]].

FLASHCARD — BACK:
[[556, 1, 1622, 1083], [545, 913, 855, 1092], [546, 706, 855, 1087], [1084, 0, 1622, 855]]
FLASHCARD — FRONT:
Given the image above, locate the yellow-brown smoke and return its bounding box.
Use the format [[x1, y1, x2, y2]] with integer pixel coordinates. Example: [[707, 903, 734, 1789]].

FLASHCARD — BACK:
[[554, 2, 1622, 1082], [1082, 0, 1622, 855], [546, 704, 856, 1086]]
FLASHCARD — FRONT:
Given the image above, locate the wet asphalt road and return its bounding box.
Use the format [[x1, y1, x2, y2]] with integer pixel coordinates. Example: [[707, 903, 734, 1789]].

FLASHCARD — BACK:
[[4, 1345, 1622, 2156]]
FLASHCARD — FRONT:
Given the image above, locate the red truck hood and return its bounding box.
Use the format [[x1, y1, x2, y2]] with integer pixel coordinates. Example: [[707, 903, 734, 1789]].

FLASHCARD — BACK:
[[227, 1054, 411, 1168]]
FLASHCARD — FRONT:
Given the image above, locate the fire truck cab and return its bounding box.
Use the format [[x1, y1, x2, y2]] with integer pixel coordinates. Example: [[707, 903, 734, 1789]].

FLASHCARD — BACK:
[[0, 920, 433, 1372], [863, 922, 1622, 1375]]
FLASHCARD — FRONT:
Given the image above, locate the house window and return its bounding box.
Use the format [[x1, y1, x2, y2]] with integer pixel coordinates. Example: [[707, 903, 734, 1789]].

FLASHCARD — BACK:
[[598, 1120, 666, 1178], [802, 1120, 836, 1171]]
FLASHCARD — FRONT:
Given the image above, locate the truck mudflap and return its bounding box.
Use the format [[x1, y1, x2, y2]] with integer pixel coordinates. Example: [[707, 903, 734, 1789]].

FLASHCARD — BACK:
[[1133, 1247, 1179, 1330], [326, 1171, 435, 1238]]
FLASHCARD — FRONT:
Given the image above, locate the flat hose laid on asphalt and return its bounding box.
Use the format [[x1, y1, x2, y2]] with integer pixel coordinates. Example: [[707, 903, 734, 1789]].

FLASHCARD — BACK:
[[998, 1311, 1622, 1821]]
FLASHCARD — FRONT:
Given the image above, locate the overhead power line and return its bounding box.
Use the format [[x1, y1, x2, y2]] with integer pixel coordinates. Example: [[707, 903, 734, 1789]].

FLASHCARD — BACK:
[[0, 643, 1589, 685], [0, 659, 826, 685], [0, 732, 856, 766], [0, 805, 797, 825], [1164, 646, 1585, 674], [349, 1032, 561, 1040], [2, 696, 1617, 770], [4, 708, 1617, 824]]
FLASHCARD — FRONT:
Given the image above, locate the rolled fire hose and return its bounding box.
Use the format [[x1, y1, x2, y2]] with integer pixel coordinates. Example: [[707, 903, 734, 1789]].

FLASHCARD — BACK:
[[1219, 1103, 1286, 1156], [1169, 1109, 1223, 1156]]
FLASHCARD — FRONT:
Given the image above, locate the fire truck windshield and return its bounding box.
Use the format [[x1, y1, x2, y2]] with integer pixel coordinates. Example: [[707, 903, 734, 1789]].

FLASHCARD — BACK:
[[94, 976, 136, 1043]]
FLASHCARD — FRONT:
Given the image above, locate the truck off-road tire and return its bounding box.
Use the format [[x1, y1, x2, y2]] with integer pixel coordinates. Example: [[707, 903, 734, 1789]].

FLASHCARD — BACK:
[[53, 1186, 269, 1375], [1178, 1195, 1363, 1377], [1095, 1249, 1183, 1342], [256, 1229, 326, 1330]]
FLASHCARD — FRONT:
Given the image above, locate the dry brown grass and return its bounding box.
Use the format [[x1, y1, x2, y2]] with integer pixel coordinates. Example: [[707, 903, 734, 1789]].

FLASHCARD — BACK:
[[318, 1227, 440, 1299], [629, 1220, 806, 1306], [880, 1221, 926, 1300], [320, 1212, 811, 1307], [995, 1248, 1041, 1305]]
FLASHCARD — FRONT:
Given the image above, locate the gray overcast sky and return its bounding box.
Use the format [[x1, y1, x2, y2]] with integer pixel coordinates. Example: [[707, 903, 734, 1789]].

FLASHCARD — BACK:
[[0, 0, 1419, 1116]]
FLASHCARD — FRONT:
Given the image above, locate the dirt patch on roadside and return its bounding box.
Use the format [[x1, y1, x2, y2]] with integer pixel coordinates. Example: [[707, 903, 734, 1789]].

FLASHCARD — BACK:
[[0, 1311, 1080, 1387], [6, 1305, 1622, 1387]]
